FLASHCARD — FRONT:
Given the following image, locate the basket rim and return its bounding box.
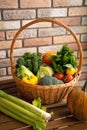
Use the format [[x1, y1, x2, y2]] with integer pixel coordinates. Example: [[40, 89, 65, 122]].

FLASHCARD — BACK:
[[13, 69, 80, 90], [10, 18, 83, 79]]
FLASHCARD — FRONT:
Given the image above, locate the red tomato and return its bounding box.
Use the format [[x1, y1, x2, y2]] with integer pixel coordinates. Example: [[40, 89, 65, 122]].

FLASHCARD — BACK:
[[63, 74, 73, 83], [54, 73, 64, 80], [42, 52, 56, 65]]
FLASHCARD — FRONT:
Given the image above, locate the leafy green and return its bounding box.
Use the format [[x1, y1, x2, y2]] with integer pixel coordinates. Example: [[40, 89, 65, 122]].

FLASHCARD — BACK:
[[64, 64, 73, 68], [32, 97, 47, 112], [51, 45, 77, 73], [17, 57, 26, 67], [15, 65, 34, 79], [16, 52, 43, 75]]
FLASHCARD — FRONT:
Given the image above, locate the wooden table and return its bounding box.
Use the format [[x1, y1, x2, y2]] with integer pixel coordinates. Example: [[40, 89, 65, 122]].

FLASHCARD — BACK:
[[0, 79, 87, 130]]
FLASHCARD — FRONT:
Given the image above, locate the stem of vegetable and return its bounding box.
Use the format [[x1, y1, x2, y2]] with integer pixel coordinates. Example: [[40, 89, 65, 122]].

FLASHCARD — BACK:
[[0, 97, 46, 130], [0, 97, 43, 123], [0, 105, 32, 126], [0, 90, 51, 120]]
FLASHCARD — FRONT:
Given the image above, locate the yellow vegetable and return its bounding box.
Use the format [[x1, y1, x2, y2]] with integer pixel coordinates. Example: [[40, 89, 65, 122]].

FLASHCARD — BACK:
[[66, 67, 77, 75], [22, 75, 38, 85]]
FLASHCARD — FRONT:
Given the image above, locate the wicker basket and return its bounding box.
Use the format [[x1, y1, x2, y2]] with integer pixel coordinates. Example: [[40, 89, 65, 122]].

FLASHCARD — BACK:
[[10, 18, 83, 105]]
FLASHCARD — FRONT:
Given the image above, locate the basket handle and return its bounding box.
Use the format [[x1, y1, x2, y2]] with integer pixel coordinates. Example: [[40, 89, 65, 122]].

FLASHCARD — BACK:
[[10, 18, 83, 74]]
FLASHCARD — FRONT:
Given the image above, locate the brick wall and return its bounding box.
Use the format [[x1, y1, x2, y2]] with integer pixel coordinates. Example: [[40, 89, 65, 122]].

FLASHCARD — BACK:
[[0, 0, 87, 85]]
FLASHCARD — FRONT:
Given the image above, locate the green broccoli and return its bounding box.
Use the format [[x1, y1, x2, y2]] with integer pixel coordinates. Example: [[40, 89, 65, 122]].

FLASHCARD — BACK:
[[25, 59, 32, 72], [16, 52, 43, 75], [17, 57, 26, 67], [23, 52, 31, 60], [39, 75, 64, 86]]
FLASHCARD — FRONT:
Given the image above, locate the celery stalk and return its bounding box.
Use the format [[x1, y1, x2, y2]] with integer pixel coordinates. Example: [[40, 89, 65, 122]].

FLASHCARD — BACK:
[[0, 90, 52, 130], [0, 105, 32, 126], [0, 97, 44, 123], [0, 90, 51, 120], [0, 97, 46, 130]]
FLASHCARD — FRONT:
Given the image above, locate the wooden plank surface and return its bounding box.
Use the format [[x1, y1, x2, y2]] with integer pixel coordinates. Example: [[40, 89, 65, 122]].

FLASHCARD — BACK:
[[0, 79, 87, 130]]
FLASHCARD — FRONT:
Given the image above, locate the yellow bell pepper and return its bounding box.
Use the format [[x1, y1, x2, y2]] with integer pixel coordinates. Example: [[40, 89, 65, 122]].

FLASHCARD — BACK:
[[22, 75, 38, 85], [66, 67, 77, 75]]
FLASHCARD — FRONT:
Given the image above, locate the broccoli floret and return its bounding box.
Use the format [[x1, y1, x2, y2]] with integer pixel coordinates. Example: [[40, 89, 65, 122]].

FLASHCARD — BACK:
[[25, 59, 32, 71], [32, 55, 39, 75], [37, 52, 42, 57], [17, 52, 43, 75], [17, 57, 26, 67], [23, 52, 31, 60], [33, 55, 43, 75], [39, 75, 64, 86]]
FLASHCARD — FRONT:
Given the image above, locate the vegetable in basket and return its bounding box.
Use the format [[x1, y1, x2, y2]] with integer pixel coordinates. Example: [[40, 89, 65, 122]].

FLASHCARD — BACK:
[[15, 65, 38, 85], [39, 75, 64, 86], [42, 51, 56, 65], [50, 45, 77, 74], [0, 90, 51, 130], [37, 65, 54, 81], [16, 52, 43, 75]]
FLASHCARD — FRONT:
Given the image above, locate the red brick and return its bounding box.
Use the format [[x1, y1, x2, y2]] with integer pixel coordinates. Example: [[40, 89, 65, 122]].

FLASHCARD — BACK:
[[3, 10, 36, 20], [79, 58, 87, 65], [80, 72, 87, 80], [39, 45, 62, 53], [0, 0, 18, 8], [0, 32, 5, 40], [82, 66, 87, 73], [24, 37, 52, 47], [68, 43, 78, 51], [6, 29, 37, 40], [53, 17, 81, 26], [78, 51, 87, 58], [0, 12, 1, 20], [81, 34, 87, 42], [53, 0, 82, 7], [0, 68, 6, 76], [22, 20, 52, 28], [39, 28, 66, 37], [0, 76, 12, 81], [85, 0, 87, 5], [53, 35, 80, 44], [0, 59, 10, 67], [69, 7, 87, 16], [0, 21, 20, 30], [0, 51, 6, 58], [68, 26, 87, 34], [38, 8, 67, 18], [0, 40, 22, 50], [7, 67, 11, 75], [10, 48, 37, 57], [82, 17, 87, 25], [81, 42, 87, 50], [20, 0, 51, 8]]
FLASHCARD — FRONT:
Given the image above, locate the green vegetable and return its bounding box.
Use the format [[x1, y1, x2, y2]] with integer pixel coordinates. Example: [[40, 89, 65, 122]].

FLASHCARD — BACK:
[[16, 52, 43, 75], [0, 90, 51, 130], [51, 45, 77, 73], [32, 97, 47, 112], [17, 57, 26, 67], [37, 65, 54, 81], [39, 75, 64, 86], [15, 65, 35, 79]]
